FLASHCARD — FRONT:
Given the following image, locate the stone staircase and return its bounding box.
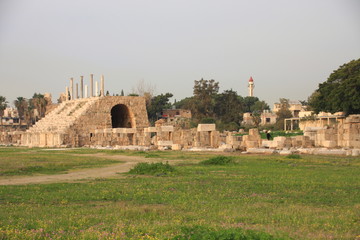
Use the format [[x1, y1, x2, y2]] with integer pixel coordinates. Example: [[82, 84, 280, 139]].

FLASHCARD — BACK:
[[27, 98, 97, 134]]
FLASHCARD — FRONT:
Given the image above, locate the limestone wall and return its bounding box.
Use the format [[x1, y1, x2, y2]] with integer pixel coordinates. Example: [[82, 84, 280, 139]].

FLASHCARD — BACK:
[[67, 96, 149, 147], [337, 115, 360, 148], [19, 96, 149, 147]]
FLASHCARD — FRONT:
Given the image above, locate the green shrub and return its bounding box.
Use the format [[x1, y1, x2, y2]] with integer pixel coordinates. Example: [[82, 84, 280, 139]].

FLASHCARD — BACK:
[[286, 154, 302, 159], [172, 225, 281, 240], [200, 118, 216, 124], [128, 162, 175, 176], [260, 131, 303, 139], [200, 156, 235, 165]]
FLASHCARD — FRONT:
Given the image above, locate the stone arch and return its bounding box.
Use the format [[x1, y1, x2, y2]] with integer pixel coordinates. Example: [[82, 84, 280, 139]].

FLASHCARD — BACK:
[[111, 104, 133, 128]]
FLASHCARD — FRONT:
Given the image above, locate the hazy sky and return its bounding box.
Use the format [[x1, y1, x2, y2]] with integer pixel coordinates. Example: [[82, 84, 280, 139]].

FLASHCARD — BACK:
[[0, 0, 359, 107]]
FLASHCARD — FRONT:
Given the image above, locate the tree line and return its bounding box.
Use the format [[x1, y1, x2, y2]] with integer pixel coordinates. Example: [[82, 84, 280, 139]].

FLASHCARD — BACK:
[[1, 58, 357, 130], [0, 94, 48, 127], [145, 78, 271, 131]]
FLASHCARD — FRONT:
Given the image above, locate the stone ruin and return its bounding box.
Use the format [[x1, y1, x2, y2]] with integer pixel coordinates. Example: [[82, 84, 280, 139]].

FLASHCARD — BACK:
[[0, 75, 359, 156], [1, 110, 359, 157], [21, 96, 149, 147]]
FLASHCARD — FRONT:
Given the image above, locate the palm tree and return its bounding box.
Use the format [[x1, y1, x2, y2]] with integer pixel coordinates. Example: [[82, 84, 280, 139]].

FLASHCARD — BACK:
[[14, 97, 28, 125], [24, 102, 35, 127], [31, 93, 48, 120], [0, 96, 8, 126]]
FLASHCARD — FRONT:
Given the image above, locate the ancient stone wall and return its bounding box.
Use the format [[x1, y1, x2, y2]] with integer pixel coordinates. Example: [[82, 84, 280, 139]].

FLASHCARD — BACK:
[[19, 96, 149, 147], [337, 115, 360, 148], [67, 96, 149, 147]]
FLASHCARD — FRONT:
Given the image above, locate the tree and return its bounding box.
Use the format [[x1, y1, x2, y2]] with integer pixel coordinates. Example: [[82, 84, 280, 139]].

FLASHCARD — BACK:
[[147, 93, 173, 123], [174, 97, 195, 111], [131, 79, 156, 107], [121, 89, 124, 96], [243, 96, 260, 112], [275, 98, 293, 130], [250, 100, 270, 112], [192, 78, 219, 120], [309, 58, 360, 115], [14, 97, 28, 125], [30, 93, 48, 120], [0, 96, 8, 125], [214, 90, 244, 125], [24, 102, 35, 127]]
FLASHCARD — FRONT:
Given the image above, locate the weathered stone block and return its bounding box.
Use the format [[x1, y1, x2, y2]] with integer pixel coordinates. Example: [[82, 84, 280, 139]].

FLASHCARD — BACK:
[[197, 124, 215, 132], [157, 140, 173, 146], [144, 127, 159, 133], [161, 126, 174, 132], [112, 128, 137, 134], [171, 144, 182, 150], [323, 140, 337, 148]]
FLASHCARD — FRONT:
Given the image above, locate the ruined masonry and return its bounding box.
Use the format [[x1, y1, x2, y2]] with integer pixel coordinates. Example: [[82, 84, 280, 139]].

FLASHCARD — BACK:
[[1, 75, 360, 155], [21, 96, 149, 147]]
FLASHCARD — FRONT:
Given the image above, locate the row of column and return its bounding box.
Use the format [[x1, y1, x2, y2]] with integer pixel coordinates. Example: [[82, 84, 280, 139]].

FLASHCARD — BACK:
[[65, 74, 105, 101]]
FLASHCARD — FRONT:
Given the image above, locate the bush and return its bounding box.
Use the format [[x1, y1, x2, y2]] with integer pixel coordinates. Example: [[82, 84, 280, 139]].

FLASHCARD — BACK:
[[172, 225, 281, 240], [216, 121, 240, 132], [286, 154, 302, 159], [259, 131, 303, 139], [128, 162, 175, 176], [200, 118, 216, 124], [200, 156, 235, 165]]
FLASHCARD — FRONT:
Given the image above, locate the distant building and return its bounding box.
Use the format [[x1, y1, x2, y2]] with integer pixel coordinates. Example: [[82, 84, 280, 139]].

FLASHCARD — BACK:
[[162, 109, 192, 119], [1, 107, 20, 125], [260, 110, 277, 125], [242, 110, 277, 126], [273, 101, 305, 117]]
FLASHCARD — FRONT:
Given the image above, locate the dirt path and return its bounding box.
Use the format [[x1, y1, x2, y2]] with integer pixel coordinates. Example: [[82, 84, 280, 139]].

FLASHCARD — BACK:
[[0, 154, 174, 186]]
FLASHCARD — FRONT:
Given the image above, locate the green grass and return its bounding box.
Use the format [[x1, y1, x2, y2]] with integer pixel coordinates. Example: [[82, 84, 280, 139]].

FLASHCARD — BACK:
[[0, 147, 359, 239], [0, 147, 122, 176], [129, 162, 175, 176], [259, 131, 303, 139], [200, 155, 236, 165], [285, 154, 302, 159], [234, 131, 303, 140], [171, 225, 280, 240]]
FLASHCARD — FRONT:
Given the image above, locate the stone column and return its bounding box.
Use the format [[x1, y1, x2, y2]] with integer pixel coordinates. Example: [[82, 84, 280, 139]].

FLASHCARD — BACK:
[[100, 75, 105, 97], [90, 74, 94, 97], [95, 81, 99, 97], [70, 78, 74, 100], [65, 86, 69, 101], [76, 83, 79, 99], [85, 85, 88, 98], [80, 76, 84, 98]]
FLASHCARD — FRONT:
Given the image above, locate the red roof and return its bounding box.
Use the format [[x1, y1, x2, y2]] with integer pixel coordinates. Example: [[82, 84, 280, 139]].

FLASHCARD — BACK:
[[248, 76, 254, 82]]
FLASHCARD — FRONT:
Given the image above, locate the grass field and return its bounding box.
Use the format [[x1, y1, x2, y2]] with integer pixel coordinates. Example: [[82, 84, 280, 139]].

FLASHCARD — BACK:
[[0, 147, 359, 239]]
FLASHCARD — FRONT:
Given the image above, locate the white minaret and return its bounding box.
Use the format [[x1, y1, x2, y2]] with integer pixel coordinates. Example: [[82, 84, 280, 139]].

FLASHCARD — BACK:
[[248, 76, 254, 97]]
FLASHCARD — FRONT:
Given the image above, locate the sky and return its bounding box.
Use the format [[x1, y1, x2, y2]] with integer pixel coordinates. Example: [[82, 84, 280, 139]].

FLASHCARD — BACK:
[[0, 0, 359, 108]]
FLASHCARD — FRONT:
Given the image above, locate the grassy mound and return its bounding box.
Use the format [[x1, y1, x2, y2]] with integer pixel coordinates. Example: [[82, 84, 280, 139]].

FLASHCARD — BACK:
[[128, 162, 175, 176], [200, 156, 236, 165]]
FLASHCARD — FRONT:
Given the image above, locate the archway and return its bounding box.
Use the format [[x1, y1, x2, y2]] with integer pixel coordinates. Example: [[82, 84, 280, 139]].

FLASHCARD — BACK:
[[111, 104, 132, 128]]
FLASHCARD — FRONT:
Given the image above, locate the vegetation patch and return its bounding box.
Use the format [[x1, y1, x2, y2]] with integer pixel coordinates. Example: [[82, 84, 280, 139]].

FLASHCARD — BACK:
[[259, 131, 303, 139], [200, 156, 236, 165], [144, 153, 161, 158], [286, 154, 302, 159], [128, 162, 175, 176], [0, 148, 359, 239], [172, 226, 281, 240], [0, 147, 122, 176]]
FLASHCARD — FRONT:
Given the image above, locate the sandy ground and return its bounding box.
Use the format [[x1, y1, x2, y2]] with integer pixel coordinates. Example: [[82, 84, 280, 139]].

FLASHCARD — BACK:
[[0, 154, 174, 186]]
